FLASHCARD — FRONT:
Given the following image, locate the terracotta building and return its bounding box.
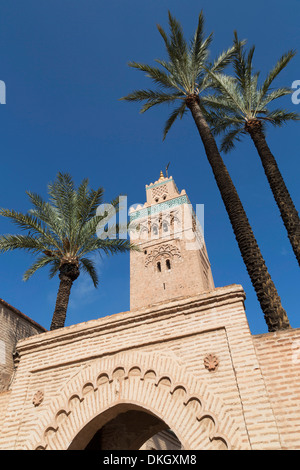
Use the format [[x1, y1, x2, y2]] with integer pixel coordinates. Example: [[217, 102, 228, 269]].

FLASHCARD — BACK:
[[0, 173, 299, 450]]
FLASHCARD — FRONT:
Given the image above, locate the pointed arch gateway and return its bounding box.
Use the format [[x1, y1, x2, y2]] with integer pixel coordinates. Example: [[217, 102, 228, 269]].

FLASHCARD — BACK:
[[31, 351, 244, 450]]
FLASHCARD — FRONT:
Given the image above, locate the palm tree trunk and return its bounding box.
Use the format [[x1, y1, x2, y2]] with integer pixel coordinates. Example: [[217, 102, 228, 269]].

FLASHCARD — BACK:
[[186, 95, 290, 332], [50, 274, 73, 330], [245, 120, 300, 266], [50, 263, 79, 330]]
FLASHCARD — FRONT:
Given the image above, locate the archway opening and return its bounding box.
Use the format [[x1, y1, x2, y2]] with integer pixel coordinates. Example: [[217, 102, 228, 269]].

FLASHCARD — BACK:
[[68, 403, 182, 450]]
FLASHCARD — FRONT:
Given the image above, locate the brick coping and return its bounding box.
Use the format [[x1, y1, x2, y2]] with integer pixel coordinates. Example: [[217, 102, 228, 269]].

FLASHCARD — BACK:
[[15, 284, 245, 353]]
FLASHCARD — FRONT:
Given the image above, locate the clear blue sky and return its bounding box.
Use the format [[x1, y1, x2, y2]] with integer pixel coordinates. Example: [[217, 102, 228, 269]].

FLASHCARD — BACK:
[[0, 0, 299, 334]]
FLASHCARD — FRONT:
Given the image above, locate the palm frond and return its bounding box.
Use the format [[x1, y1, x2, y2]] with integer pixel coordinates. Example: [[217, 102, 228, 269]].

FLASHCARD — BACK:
[[80, 236, 137, 259], [230, 32, 257, 114], [76, 178, 95, 222], [259, 87, 293, 108], [157, 13, 191, 93], [202, 93, 239, 115], [23, 255, 55, 281], [190, 33, 213, 87], [258, 50, 296, 103], [121, 89, 162, 102], [167, 11, 189, 73], [127, 62, 182, 93], [163, 101, 187, 140], [48, 258, 61, 279], [0, 208, 46, 234], [249, 72, 260, 111], [243, 45, 256, 111], [209, 42, 241, 75], [75, 195, 126, 250], [95, 238, 136, 256], [261, 108, 300, 126], [189, 11, 214, 85], [78, 186, 104, 222], [74, 184, 105, 246], [207, 112, 244, 136], [48, 172, 75, 214], [26, 191, 64, 243], [220, 128, 247, 153], [232, 31, 249, 90], [79, 257, 99, 287], [47, 172, 77, 242], [0, 209, 62, 251], [0, 234, 51, 254], [204, 70, 247, 115], [140, 92, 184, 113], [190, 11, 205, 64], [121, 89, 185, 113]]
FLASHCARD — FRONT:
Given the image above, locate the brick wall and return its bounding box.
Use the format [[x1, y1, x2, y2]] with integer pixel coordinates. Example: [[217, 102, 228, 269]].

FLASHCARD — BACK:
[[0, 299, 46, 392], [0, 284, 291, 450], [253, 328, 300, 450]]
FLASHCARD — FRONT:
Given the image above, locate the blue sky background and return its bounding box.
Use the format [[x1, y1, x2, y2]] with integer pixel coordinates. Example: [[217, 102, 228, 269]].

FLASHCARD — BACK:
[[0, 0, 299, 334]]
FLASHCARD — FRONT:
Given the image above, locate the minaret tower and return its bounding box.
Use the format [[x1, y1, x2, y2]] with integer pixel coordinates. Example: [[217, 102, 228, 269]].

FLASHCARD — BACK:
[[129, 172, 214, 310]]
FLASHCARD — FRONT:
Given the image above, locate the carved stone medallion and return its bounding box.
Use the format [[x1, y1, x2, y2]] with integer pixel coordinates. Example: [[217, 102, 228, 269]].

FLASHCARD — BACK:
[[32, 390, 44, 407], [204, 354, 219, 372]]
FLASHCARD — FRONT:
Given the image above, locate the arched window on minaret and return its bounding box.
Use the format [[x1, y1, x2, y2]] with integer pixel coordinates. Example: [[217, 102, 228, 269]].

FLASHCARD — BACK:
[[166, 259, 171, 270], [157, 261, 162, 272]]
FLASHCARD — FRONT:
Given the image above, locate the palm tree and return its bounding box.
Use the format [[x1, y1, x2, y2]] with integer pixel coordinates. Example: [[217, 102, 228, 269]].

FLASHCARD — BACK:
[[0, 173, 134, 330], [121, 11, 290, 331], [203, 33, 300, 265]]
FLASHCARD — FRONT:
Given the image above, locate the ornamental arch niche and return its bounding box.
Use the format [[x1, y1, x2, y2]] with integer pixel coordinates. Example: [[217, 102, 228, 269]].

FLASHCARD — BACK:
[[30, 351, 244, 450]]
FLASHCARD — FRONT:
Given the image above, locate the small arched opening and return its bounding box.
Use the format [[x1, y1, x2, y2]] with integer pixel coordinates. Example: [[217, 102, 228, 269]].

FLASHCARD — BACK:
[[162, 221, 169, 233], [152, 225, 158, 236]]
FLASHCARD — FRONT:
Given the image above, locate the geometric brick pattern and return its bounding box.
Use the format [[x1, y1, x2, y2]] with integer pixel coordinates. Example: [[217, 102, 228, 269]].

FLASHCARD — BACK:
[[152, 184, 168, 201]]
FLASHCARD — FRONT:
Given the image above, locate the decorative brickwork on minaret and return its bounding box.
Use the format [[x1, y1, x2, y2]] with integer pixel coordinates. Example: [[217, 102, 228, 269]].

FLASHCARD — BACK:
[[129, 172, 214, 310]]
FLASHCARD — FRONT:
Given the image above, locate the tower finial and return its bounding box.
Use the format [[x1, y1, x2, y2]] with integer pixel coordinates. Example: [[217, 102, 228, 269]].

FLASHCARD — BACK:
[[159, 170, 164, 180]]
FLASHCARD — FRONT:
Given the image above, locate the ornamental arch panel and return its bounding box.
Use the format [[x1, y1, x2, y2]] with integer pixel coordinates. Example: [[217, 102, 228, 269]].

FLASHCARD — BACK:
[[29, 351, 244, 450]]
